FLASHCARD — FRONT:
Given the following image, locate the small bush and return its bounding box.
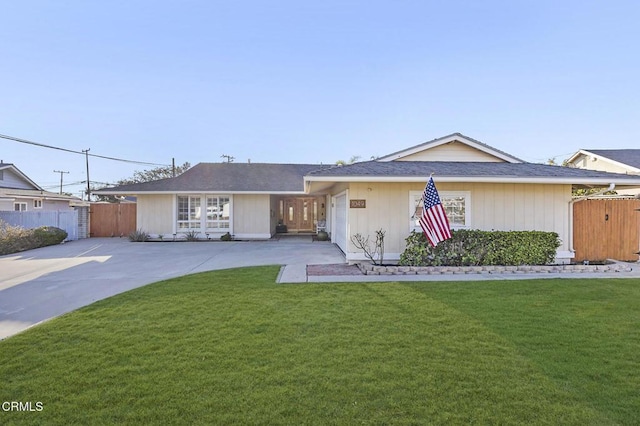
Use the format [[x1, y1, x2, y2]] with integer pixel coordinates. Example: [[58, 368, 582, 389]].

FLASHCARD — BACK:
[[185, 230, 200, 241], [0, 221, 67, 255], [129, 229, 150, 242], [33, 226, 68, 247], [399, 229, 561, 266], [220, 232, 232, 241]]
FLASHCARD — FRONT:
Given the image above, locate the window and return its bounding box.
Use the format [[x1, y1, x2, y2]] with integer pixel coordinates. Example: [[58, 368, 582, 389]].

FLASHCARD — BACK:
[[14, 202, 27, 211], [206, 196, 230, 229], [410, 190, 471, 232], [34, 199, 43, 209], [177, 196, 201, 229], [177, 195, 231, 231]]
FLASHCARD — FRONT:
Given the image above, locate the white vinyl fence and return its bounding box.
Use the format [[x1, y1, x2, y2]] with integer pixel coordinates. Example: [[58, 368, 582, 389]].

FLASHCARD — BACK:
[[0, 210, 79, 241]]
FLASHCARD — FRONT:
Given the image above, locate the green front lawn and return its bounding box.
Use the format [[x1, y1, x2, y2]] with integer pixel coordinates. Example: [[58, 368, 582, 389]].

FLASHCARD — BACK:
[[1, 267, 638, 425]]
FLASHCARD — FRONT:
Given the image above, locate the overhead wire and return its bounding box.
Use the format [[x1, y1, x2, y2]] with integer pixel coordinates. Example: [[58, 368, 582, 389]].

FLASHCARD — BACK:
[[0, 133, 171, 167]]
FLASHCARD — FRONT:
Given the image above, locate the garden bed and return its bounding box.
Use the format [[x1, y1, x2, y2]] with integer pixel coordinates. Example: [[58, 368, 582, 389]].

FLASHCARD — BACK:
[[357, 262, 634, 275]]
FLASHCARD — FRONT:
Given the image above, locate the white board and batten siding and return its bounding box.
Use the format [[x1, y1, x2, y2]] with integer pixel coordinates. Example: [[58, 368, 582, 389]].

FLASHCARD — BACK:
[[394, 141, 505, 162], [340, 182, 573, 263]]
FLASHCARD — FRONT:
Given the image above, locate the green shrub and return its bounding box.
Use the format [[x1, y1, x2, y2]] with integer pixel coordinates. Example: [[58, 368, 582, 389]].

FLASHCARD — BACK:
[[33, 226, 68, 247], [129, 229, 150, 242], [0, 221, 67, 255], [399, 229, 561, 266], [184, 230, 200, 241]]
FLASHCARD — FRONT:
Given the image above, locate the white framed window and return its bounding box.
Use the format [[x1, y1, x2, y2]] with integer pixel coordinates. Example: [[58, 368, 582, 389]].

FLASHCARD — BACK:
[[14, 202, 27, 211], [34, 199, 43, 209], [410, 190, 471, 232], [206, 196, 230, 230], [177, 195, 232, 231], [177, 196, 201, 229]]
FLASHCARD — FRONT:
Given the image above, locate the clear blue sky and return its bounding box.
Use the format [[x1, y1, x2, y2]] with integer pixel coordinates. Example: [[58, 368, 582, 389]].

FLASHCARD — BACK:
[[1, 1, 639, 197]]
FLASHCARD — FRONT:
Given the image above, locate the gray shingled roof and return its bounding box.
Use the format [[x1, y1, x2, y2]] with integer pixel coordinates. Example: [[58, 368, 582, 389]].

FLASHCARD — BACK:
[[307, 161, 640, 181], [585, 149, 640, 170], [97, 159, 640, 195], [98, 163, 330, 193]]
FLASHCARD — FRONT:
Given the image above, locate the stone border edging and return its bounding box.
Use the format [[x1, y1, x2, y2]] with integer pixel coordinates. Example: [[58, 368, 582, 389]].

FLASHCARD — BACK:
[[356, 263, 634, 276]]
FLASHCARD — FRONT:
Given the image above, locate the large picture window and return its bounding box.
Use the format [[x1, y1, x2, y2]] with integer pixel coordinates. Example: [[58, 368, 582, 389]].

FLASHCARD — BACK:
[[410, 190, 470, 232], [206, 196, 230, 230], [177, 195, 231, 231], [177, 196, 201, 229]]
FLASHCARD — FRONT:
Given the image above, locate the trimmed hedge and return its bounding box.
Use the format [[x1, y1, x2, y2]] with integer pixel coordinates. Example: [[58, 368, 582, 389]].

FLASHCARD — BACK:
[[0, 222, 68, 255], [399, 230, 561, 266]]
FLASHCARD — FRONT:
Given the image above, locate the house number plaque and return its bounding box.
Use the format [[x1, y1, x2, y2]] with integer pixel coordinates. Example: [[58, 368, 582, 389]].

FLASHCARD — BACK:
[[350, 199, 366, 208]]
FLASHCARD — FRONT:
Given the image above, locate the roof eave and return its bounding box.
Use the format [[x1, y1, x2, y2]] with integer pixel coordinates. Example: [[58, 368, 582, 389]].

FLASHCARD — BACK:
[[304, 175, 640, 186], [95, 190, 309, 196]]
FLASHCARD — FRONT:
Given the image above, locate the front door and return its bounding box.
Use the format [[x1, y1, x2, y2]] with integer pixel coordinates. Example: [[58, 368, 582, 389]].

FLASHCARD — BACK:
[[282, 198, 317, 232]]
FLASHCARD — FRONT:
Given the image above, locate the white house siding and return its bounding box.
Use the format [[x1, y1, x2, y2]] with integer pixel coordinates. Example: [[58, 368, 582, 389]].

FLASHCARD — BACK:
[[0, 169, 34, 189], [0, 197, 72, 212], [396, 142, 504, 162], [340, 182, 572, 263], [137, 194, 175, 235], [41, 200, 74, 211], [0, 199, 14, 211], [233, 194, 271, 239]]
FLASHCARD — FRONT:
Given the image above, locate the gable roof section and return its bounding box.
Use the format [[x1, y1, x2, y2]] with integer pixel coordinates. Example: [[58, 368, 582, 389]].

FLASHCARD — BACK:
[[96, 163, 331, 194], [567, 149, 640, 173], [377, 133, 524, 163], [0, 163, 43, 190], [306, 161, 640, 186]]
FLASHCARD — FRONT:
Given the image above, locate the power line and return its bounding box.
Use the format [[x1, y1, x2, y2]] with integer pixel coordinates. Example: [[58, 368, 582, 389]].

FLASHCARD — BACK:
[[0, 133, 171, 167], [53, 170, 70, 195]]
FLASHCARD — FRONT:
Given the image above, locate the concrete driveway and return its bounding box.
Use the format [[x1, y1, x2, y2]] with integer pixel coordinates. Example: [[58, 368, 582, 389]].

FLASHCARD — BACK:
[[0, 237, 345, 340]]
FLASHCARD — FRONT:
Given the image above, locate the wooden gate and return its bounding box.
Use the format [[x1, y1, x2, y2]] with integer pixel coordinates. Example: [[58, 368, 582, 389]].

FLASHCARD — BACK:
[[573, 199, 640, 262], [90, 203, 137, 237]]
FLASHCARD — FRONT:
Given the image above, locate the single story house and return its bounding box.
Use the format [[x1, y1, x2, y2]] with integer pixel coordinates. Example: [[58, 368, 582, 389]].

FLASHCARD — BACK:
[[566, 149, 640, 196], [0, 162, 80, 211], [96, 133, 640, 263]]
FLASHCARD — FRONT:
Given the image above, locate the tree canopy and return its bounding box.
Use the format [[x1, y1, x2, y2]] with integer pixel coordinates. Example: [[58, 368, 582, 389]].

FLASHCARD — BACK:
[[115, 162, 191, 186], [94, 162, 191, 202]]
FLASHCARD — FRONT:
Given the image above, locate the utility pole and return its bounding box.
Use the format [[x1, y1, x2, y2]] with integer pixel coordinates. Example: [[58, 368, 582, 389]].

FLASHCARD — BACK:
[[172, 157, 176, 177], [53, 170, 69, 194], [82, 149, 91, 201]]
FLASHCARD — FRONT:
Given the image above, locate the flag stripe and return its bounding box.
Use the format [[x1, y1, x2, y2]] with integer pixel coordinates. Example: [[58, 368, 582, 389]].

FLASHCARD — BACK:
[[419, 177, 452, 247]]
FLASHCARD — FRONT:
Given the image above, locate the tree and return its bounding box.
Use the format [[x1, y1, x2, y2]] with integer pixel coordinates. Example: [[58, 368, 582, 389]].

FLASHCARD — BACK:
[[115, 162, 191, 185], [335, 155, 361, 165], [94, 162, 191, 202]]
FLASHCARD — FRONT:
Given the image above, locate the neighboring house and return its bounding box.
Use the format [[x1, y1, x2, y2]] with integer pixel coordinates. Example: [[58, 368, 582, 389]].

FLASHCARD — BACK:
[[96, 133, 640, 263], [566, 149, 640, 196], [0, 162, 80, 211]]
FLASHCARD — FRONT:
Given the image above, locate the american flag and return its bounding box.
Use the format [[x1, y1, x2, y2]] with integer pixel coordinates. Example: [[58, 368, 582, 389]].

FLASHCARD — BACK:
[[419, 177, 452, 247]]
